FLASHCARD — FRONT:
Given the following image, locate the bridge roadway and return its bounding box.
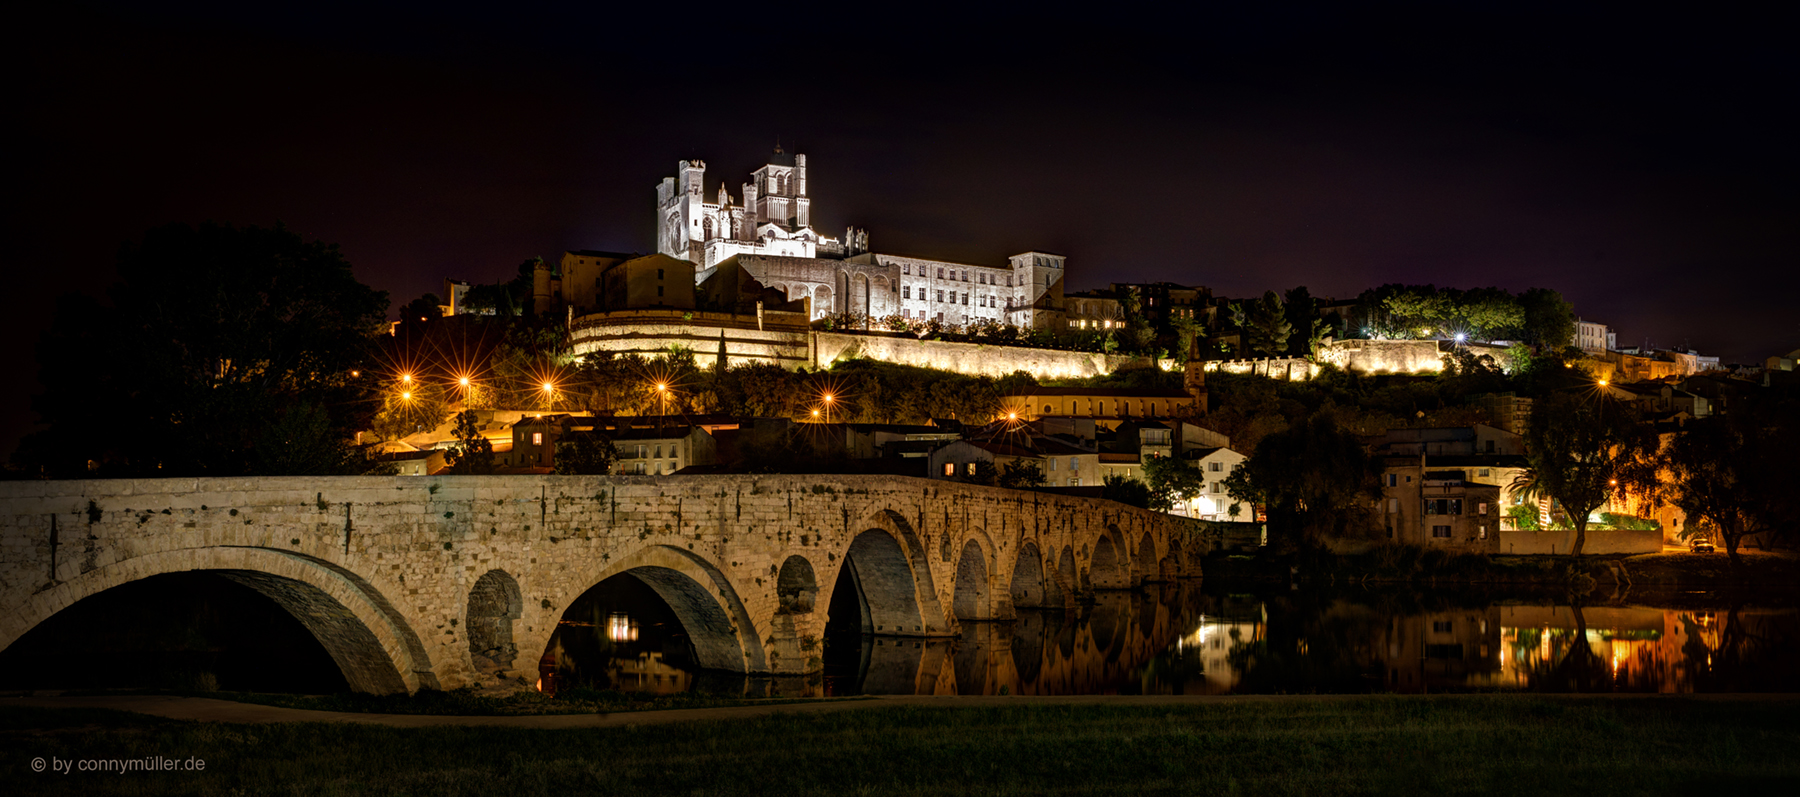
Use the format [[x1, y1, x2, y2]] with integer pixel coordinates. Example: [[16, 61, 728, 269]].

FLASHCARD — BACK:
[[0, 474, 1212, 694]]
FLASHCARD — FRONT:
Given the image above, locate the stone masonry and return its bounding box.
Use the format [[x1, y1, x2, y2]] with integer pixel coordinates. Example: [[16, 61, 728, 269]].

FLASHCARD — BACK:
[[0, 475, 1210, 694]]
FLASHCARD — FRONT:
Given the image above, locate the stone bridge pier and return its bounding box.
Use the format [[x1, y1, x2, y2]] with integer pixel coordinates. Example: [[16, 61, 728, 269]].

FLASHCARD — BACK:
[[0, 475, 1212, 693]]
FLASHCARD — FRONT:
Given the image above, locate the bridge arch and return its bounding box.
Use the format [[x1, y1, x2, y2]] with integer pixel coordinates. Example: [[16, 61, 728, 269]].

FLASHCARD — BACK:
[[1136, 531, 1162, 583], [467, 569, 523, 678], [828, 509, 948, 636], [1090, 534, 1127, 590], [538, 544, 766, 674], [1056, 546, 1078, 597], [776, 555, 818, 615], [1, 546, 431, 694], [953, 539, 989, 620], [1009, 540, 1055, 609]]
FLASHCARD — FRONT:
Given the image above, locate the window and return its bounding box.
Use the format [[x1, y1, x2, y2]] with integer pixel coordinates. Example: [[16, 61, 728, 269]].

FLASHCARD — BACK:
[[904, 264, 911, 275], [943, 463, 955, 477], [633, 462, 645, 474], [1433, 620, 1453, 633], [1424, 499, 1463, 516], [1008, 276, 1014, 287], [1210, 461, 1222, 472], [1479, 525, 1488, 539], [1069, 457, 1078, 471], [961, 293, 968, 305], [635, 444, 646, 459], [966, 462, 977, 476], [961, 271, 968, 282], [1478, 468, 1491, 477], [1048, 458, 1057, 471], [1388, 498, 1400, 513], [937, 268, 944, 278], [937, 290, 944, 302], [657, 268, 664, 279], [655, 444, 663, 458], [903, 286, 911, 299], [657, 285, 664, 297], [1432, 525, 1452, 538], [1385, 473, 1397, 487], [1478, 502, 1488, 515], [654, 462, 663, 475], [1212, 482, 1223, 494], [532, 432, 543, 446]]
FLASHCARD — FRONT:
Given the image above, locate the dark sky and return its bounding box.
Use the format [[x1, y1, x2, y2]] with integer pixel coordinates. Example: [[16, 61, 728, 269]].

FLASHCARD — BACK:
[[9, 2, 1797, 456]]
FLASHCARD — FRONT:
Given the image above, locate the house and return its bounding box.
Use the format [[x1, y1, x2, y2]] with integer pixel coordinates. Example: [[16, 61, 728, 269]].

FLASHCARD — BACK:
[[928, 439, 1041, 481], [1179, 447, 1249, 521], [612, 426, 718, 475], [1377, 463, 1502, 552], [1001, 386, 1202, 423]]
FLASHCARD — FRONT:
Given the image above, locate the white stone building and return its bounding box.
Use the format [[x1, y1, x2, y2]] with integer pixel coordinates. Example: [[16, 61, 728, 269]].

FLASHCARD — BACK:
[[655, 148, 1069, 328]]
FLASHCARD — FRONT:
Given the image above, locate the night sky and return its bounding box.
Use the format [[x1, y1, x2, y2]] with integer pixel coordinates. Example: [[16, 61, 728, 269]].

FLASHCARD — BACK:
[[9, 2, 1797, 457]]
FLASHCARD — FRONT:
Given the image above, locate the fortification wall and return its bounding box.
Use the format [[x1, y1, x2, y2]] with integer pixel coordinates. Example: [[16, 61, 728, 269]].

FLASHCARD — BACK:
[[813, 333, 1152, 380], [569, 309, 1158, 380], [570, 310, 812, 368]]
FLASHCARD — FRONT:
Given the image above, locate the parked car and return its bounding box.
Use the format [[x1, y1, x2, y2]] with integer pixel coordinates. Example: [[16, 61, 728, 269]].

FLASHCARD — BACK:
[[1689, 537, 1715, 553]]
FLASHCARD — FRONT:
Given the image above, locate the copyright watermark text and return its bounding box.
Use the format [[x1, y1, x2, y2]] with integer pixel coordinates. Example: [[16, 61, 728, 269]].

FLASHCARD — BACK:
[[31, 756, 205, 774]]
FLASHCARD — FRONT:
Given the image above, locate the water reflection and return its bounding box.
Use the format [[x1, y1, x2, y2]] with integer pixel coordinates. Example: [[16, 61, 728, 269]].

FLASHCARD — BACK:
[[559, 581, 1799, 697]]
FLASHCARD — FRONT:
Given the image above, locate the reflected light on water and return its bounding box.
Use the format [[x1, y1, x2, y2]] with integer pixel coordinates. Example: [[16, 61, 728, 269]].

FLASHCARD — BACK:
[[607, 612, 638, 643]]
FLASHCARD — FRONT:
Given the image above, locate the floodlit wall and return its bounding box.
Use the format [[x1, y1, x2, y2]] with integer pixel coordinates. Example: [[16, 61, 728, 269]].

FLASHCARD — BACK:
[[1498, 528, 1661, 555]]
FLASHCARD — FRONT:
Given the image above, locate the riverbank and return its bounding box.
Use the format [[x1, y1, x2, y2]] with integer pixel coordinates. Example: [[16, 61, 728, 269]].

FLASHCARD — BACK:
[[1203, 547, 1800, 595], [6, 695, 1797, 795]]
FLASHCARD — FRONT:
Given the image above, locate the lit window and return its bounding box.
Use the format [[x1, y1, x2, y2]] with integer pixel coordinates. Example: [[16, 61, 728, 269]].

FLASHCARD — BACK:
[[943, 463, 955, 477], [532, 433, 543, 446]]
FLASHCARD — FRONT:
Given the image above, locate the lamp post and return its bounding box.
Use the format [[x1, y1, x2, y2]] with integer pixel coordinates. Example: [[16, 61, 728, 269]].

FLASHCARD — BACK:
[[822, 393, 834, 424], [655, 383, 668, 418], [541, 380, 555, 412]]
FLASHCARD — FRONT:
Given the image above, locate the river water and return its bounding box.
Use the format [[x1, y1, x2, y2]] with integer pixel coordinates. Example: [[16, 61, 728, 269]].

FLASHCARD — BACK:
[[546, 581, 1800, 697]]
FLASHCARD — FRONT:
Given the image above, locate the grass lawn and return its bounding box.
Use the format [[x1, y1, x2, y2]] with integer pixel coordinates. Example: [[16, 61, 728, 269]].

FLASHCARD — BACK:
[[4, 696, 1796, 796]]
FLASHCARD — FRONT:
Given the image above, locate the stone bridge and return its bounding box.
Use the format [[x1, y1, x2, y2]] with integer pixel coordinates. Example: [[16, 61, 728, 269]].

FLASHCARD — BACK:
[[0, 475, 1211, 694]]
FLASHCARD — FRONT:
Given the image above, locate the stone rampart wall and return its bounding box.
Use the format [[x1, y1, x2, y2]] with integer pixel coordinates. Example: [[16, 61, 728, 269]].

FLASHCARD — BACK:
[[568, 309, 1159, 380]]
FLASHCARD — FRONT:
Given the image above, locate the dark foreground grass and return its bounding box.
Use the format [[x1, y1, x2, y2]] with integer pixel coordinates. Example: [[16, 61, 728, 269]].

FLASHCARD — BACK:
[[4, 697, 1797, 796]]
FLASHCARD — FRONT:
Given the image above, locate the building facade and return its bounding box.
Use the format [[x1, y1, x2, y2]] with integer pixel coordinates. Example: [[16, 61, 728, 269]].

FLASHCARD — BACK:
[[653, 149, 1069, 328]]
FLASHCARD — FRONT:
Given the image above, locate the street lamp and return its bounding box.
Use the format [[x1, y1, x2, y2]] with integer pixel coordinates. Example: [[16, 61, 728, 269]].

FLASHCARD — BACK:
[[822, 393, 834, 424], [655, 382, 668, 417]]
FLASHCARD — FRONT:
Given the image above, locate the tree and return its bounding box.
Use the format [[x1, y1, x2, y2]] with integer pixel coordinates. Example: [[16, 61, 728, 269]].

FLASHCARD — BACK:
[[553, 432, 618, 475], [446, 410, 495, 474], [1233, 291, 1292, 357], [1664, 395, 1800, 567], [1224, 413, 1380, 551], [1102, 473, 1153, 509], [998, 460, 1046, 490], [22, 222, 388, 477], [253, 402, 390, 476], [1143, 455, 1206, 513], [1522, 390, 1658, 555], [1518, 288, 1576, 352]]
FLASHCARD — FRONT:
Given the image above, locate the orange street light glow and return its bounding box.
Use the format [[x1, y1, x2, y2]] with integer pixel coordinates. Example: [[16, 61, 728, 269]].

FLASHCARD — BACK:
[[542, 382, 555, 393], [400, 391, 412, 400], [459, 376, 471, 387], [823, 394, 834, 403], [656, 383, 667, 392], [401, 373, 412, 384]]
